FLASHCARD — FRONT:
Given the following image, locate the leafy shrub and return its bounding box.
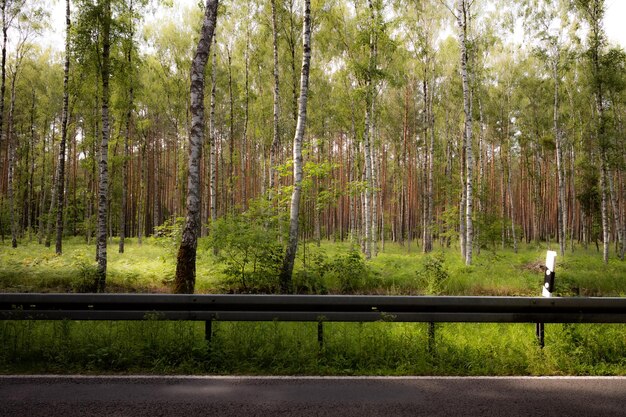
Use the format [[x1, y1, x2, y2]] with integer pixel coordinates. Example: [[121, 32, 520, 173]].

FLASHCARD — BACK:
[[416, 252, 448, 295], [324, 249, 376, 293], [294, 247, 330, 294], [209, 214, 283, 293], [153, 217, 185, 255], [71, 253, 99, 292]]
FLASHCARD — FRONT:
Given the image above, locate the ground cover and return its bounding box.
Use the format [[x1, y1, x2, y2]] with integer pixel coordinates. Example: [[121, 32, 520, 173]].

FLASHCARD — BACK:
[[1, 238, 625, 375]]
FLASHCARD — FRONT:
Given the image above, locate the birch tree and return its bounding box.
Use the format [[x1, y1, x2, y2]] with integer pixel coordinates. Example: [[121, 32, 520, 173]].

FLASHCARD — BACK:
[[174, 0, 219, 294], [576, 0, 610, 263], [456, 0, 473, 265], [95, 0, 111, 292], [279, 0, 311, 293]]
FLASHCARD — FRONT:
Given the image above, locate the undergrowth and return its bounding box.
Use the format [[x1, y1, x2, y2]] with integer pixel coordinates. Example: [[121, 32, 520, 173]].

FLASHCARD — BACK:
[[1, 238, 625, 375], [1, 320, 624, 376]]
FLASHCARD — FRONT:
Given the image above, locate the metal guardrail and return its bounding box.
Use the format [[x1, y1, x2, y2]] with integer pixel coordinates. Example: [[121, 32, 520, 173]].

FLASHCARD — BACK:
[[2, 293, 625, 345], [2, 293, 626, 322]]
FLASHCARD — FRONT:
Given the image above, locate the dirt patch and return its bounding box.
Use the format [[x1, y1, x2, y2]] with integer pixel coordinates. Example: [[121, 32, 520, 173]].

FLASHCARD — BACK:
[[519, 261, 547, 273]]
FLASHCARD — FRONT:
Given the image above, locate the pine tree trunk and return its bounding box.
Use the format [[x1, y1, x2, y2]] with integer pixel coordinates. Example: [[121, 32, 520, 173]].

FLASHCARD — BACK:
[[269, 0, 280, 195], [28, 92, 36, 242], [607, 170, 624, 260], [174, 0, 219, 294], [423, 75, 434, 253], [138, 139, 146, 245], [553, 55, 566, 257], [210, 38, 217, 236], [280, 0, 311, 293], [241, 30, 249, 210], [370, 90, 378, 256], [7, 71, 16, 248], [0, 2, 7, 194], [120, 0, 133, 253], [56, 0, 71, 255], [227, 47, 235, 213]]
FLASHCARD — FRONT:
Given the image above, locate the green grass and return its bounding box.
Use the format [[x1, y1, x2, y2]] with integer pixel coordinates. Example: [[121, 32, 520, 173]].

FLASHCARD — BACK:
[[1, 237, 625, 375], [1, 320, 625, 375], [1, 237, 625, 296]]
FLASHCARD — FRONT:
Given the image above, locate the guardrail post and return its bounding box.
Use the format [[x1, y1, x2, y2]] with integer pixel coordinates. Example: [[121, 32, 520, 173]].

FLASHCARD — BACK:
[[205, 319, 213, 343], [427, 322, 436, 353], [317, 320, 324, 350]]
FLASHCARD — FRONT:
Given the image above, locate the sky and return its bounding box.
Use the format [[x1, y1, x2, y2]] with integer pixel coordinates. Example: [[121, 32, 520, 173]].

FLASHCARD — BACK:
[[43, 0, 626, 53]]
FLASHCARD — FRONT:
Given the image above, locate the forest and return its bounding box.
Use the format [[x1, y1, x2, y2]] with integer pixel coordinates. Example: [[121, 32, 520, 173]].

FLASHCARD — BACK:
[[0, 0, 624, 294]]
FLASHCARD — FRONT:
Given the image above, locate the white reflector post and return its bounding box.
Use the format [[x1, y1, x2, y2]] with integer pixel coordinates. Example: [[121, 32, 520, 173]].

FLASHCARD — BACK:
[[543, 251, 557, 298]]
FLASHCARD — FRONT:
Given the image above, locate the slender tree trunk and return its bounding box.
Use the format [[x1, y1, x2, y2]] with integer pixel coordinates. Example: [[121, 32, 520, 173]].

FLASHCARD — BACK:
[[600, 158, 609, 263], [269, 0, 280, 196], [280, 0, 311, 293], [120, 0, 134, 253], [241, 29, 249, 210], [56, 0, 71, 255], [370, 88, 378, 256], [0, 1, 7, 191], [28, 90, 35, 241], [227, 47, 235, 213], [348, 87, 357, 243], [210, 38, 217, 235], [138, 136, 146, 245], [7, 70, 16, 248], [457, 0, 473, 265], [476, 98, 486, 254], [607, 170, 624, 260], [38, 117, 49, 244], [423, 75, 434, 253], [362, 0, 378, 260], [174, 0, 219, 294], [96, 0, 112, 292], [553, 55, 566, 257]]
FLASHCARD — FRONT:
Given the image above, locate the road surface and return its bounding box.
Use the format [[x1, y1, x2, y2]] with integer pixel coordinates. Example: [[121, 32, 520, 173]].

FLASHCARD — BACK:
[[1, 375, 625, 416]]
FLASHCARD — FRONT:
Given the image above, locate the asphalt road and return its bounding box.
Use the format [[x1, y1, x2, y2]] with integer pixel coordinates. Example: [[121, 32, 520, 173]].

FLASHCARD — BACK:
[[1, 375, 625, 416]]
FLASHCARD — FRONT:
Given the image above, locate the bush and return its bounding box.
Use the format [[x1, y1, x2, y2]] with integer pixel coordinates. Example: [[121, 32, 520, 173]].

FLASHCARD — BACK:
[[153, 217, 185, 256], [416, 252, 448, 295], [324, 249, 376, 293], [209, 214, 283, 293]]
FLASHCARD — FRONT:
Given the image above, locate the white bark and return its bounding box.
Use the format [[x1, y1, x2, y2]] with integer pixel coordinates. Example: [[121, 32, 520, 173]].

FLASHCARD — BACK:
[[280, 0, 311, 293], [457, 0, 473, 265], [96, 0, 112, 292], [174, 0, 219, 294]]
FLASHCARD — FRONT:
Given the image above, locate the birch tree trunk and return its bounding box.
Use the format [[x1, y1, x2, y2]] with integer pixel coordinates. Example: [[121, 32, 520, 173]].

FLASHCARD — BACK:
[[56, 0, 71, 255], [96, 0, 112, 292], [457, 0, 473, 265], [362, 0, 378, 260], [280, 0, 311, 293], [174, 0, 219, 294], [210, 37, 217, 230]]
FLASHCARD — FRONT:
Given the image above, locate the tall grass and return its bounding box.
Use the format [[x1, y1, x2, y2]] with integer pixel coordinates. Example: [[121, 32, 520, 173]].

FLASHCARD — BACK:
[[1, 238, 624, 375], [1, 238, 625, 296], [1, 320, 624, 375]]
